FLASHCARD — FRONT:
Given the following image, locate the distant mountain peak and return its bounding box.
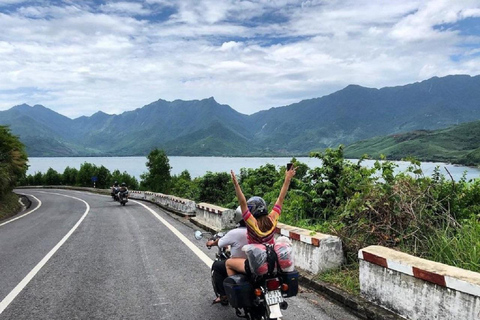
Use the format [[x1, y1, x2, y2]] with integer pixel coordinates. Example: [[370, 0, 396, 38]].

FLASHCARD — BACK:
[[11, 103, 32, 111]]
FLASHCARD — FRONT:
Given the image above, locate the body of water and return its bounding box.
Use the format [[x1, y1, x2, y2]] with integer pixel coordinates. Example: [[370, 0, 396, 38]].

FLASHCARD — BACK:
[[26, 156, 480, 182]]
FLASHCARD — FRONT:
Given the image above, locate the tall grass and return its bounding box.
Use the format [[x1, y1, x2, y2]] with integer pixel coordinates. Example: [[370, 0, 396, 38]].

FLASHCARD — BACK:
[[427, 218, 480, 273]]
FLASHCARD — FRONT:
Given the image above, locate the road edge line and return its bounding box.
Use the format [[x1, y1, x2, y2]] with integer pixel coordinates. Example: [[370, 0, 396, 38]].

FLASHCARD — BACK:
[[132, 200, 213, 268], [0, 193, 90, 315]]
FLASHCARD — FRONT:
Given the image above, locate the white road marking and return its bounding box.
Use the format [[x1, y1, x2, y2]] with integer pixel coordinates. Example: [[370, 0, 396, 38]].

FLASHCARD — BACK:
[[132, 200, 214, 268], [0, 192, 90, 315], [0, 194, 42, 227]]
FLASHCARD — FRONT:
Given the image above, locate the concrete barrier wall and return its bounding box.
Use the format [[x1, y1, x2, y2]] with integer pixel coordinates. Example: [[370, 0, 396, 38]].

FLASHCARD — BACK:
[[275, 223, 344, 274], [359, 245, 480, 320], [192, 202, 237, 231], [129, 190, 196, 216]]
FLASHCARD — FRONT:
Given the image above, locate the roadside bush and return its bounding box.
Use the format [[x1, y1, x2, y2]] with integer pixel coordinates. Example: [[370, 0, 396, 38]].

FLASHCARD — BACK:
[[170, 170, 198, 200], [196, 171, 233, 207]]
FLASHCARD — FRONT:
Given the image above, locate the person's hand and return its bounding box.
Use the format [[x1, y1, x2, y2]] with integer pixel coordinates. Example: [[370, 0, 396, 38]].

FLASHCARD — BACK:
[[206, 240, 215, 248], [231, 170, 239, 186], [286, 166, 296, 180]]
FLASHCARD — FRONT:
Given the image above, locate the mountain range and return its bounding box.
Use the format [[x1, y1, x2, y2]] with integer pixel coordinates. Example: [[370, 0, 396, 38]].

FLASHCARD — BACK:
[[1, 74, 480, 157]]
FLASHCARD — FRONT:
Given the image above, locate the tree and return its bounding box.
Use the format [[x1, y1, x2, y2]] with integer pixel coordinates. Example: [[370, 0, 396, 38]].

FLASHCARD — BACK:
[[63, 166, 78, 186], [77, 162, 97, 187], [0, 126, 28, 197], [140, 149, 171, 193], [44, 168, 62, 185], [197, 171, 233, 206], [95, 165, 111, 189]]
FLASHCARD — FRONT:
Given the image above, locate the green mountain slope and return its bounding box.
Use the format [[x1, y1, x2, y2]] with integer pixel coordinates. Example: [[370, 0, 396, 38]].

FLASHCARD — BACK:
[[249, 75, 480, 152], [344, 121, 480, 165], [1, 74, 480, 157]]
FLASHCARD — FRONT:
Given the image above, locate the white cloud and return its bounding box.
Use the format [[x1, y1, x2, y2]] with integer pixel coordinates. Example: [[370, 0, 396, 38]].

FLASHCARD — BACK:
[[100, 2, 151, 16], [0, 0, 479, 118]]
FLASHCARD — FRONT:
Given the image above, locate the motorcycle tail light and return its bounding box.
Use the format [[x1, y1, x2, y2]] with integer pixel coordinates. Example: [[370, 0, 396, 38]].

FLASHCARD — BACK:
[[281, 283, 289, 292], [266, 278, 280, 291], [254, 289, 262, 297]]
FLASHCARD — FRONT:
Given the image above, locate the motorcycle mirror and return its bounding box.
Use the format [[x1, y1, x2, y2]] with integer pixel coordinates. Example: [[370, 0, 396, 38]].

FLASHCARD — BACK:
[[194, 230, 203, 240]]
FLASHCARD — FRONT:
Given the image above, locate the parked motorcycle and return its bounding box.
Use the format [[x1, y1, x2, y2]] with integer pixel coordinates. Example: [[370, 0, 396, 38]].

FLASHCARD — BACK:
[[195, 230, 298, 320]]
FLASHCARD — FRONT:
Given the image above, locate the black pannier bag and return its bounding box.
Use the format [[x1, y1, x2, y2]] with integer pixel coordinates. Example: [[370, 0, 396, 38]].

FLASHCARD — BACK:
[[223, 274, 254, 308], [280, 270, 299, 297]]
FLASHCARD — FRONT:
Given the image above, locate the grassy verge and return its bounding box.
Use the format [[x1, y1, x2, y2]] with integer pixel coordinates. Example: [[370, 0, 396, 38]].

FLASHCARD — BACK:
[[0, 192, 22, 221], [315, 263, 360, 295]]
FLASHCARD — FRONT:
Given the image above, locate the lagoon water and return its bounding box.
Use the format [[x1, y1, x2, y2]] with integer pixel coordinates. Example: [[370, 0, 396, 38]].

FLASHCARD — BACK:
[[26, 156, 480, 182]]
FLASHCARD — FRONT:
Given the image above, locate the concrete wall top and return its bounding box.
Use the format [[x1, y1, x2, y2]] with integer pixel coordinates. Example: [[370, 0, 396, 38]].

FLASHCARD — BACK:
[[196, 202, 225, 215], [359, 245, 480, 297], [143, 191, 191, 204], [275, 222, 338, 247]]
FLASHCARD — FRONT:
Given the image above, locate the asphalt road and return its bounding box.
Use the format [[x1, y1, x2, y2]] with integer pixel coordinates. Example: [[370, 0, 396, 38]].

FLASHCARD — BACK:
[[0, 189, 361, 320]]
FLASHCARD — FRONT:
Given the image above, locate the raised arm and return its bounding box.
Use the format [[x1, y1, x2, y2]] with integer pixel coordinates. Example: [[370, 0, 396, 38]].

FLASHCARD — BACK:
[[275, 166, 296, 208], [231, 170, 248, 214]]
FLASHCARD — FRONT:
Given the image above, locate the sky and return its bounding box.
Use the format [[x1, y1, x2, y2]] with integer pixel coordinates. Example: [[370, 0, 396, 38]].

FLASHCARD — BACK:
[[0, 0, 479, 119]]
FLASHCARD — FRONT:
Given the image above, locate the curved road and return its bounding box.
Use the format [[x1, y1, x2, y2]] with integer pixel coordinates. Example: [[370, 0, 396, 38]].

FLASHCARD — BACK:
[[0, 189, 360, 320]]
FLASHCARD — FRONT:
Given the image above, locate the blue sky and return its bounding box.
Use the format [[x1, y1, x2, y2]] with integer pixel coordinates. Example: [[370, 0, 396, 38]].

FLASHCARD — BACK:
[[0, 0, 479, 118]]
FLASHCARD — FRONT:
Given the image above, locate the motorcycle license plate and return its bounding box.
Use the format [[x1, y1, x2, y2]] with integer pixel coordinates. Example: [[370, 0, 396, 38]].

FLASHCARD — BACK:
[[265, 290, 283, 305]]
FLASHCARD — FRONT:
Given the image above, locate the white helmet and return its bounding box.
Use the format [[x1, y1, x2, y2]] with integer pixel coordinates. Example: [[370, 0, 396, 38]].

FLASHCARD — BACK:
[[234, 206, 243, 224]]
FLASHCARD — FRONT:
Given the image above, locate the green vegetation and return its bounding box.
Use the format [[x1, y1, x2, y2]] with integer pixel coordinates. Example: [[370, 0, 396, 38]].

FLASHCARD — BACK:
[[140, 149, 172, 193], [345, 120, 480, 166], [19, 163, 139, 189], [0, 125, 28, 220]]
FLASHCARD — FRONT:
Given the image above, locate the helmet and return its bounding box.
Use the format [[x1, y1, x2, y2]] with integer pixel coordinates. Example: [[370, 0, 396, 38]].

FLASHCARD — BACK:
[[247, 196, 268, 218], [233, 206, 246, 227], [121, 182, 126, 187], [234, 206, 243, 224], [114, 181, 118, 186]]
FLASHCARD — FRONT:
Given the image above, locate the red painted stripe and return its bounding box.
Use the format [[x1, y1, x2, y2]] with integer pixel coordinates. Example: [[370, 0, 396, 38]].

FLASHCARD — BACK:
[[289, 231, 300, 241], [311, 238, 320, 247], [413, 267, 446, 287], [362, 251, 388, 268]]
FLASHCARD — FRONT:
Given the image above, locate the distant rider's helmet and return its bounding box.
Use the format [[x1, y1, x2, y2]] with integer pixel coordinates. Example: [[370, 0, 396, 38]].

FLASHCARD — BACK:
[[114, 181, 118, 186], [247, 196, 268, 218], [233, 206, 246, 227], [121, 182, 126, 187]]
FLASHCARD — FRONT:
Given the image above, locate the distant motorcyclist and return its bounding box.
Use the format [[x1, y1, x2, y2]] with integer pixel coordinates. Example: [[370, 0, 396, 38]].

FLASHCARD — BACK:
[[118, 182, 128, 200], [207, 207, 248, 305], [111, 181, 120, 200]]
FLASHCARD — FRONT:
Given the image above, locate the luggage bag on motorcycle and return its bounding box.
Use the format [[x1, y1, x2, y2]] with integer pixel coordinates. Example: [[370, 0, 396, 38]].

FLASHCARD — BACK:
[[280, 270, 299, 297], [223, 274, 254, 308]]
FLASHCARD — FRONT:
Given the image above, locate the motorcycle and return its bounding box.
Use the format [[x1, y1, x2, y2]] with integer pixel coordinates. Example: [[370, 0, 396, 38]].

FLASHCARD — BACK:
[[111, 186, 119, 201], [195, 230, 298, 320], [118, 190, 128, 206], [195, 230, 230, 302]]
